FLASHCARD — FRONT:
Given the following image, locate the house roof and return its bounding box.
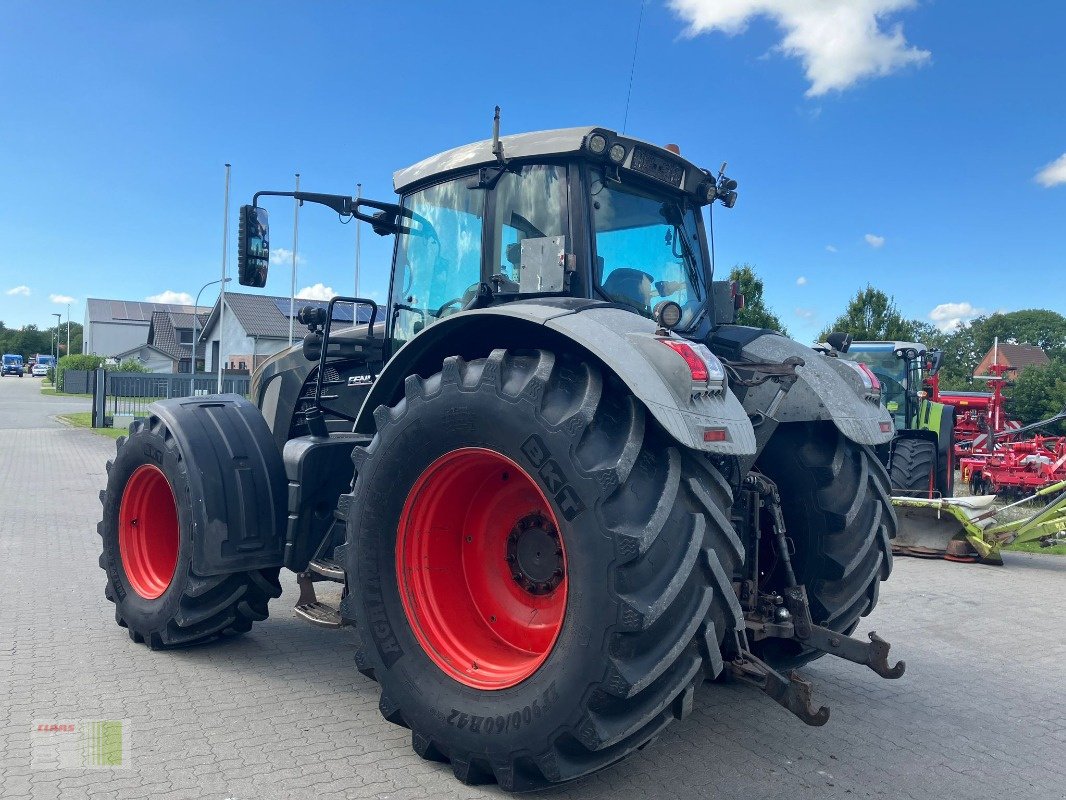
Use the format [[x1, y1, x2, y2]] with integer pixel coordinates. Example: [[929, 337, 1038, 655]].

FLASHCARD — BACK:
[[113, 342, 175, 361], [199, 292, 374, 342], [984, 343, 1050, 371], [147, 310, 208, 361], [85, 297, 209, 325]]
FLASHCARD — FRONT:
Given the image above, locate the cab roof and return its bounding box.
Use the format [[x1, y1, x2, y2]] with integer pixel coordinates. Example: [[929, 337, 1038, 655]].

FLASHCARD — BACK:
[[848, 340, 928, 354], [392, 126, 702, 194]]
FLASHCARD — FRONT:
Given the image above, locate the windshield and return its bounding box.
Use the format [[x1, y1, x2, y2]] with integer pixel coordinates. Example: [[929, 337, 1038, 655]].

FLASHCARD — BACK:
[[590, 169, 707, 327], [840, 347, 910, 427], [3, 355, 21, 364]]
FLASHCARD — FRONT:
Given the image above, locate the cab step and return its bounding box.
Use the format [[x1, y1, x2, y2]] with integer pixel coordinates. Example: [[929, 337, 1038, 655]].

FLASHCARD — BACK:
[[294, 571, 348, 629], [308, 557, 345, 581], [294, 600, 345, 629]]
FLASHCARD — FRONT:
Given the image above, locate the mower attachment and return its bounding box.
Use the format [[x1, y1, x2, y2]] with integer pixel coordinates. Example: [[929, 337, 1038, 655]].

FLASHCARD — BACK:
[[892, 480, 1066, 565]]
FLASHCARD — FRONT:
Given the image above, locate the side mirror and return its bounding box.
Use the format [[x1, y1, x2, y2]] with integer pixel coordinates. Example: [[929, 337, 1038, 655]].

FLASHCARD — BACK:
[[826, 331, 852, 353], [237, 205, 270, 287], [927, 349, 944, 376]]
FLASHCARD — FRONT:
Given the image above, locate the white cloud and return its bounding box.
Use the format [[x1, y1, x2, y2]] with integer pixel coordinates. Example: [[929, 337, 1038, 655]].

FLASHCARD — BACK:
[[271, 247, 306, 266], [145, 290, 194, 305], [825, 244, 838, 253], [864, 233, 885, 248], [669, 0, 930, 97], [928, 301, 985, 331], [50, 293, 75, 304], [795, 307, 816, 320], [796, 276, 808, 286], [1035, 153, 1066, 188], [5, 285, 30, 296], [296, 283, 336, 301]]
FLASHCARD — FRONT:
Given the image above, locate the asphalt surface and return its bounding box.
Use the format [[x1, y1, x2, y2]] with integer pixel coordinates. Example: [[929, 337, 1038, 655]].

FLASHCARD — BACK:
[[1, 373, 1064, 799]]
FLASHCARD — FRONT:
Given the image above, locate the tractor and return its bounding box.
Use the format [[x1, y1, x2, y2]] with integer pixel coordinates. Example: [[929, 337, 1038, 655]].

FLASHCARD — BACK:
[[838, 340, 955, 498], [96, 118, 904, 790]]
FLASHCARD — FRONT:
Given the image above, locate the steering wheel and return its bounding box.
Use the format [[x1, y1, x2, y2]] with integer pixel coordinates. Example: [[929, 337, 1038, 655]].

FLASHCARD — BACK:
[[431, 297, 465, 318]]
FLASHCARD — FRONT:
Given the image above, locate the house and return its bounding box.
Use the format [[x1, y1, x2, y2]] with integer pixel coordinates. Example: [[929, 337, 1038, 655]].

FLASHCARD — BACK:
[[82, 298, 209, 358], [198, 293, 373, 373], [146, 310, 209, 373], [973, 342, 1050, 377], [111, 342, 178, 373]]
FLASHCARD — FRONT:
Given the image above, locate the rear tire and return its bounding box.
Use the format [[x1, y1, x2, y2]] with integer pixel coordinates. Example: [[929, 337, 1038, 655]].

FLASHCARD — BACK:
[[753, 423, 895, 670], [341, 349, 743, 790], [889, 437, 938, 497], [98, 415, 282, 649]]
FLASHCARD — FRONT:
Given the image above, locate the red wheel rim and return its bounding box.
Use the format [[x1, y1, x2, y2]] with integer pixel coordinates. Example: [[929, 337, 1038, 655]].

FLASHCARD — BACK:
[[119, 464, 179, 600], [396, 447, 568, 690]]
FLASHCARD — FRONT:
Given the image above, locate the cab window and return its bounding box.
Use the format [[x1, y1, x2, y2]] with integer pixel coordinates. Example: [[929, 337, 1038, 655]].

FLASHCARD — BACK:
[[390, 178, 485, 349], [490, 165, 568, 292]]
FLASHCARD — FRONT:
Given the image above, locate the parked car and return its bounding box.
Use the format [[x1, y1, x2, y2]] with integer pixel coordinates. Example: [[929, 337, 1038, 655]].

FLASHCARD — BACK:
[[2, 354, 24, 377], [31, 363, 50, 377]]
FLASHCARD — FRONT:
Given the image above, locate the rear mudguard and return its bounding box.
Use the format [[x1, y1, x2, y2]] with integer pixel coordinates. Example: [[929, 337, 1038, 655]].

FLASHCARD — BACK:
[[355, 300, 756, 455], [710, 327, 894, 452]]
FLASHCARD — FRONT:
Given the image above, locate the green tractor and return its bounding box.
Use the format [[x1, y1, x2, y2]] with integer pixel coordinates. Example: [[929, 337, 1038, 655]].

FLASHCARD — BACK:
[[839, 341, 955, 498], [95, 119, 905, 789]]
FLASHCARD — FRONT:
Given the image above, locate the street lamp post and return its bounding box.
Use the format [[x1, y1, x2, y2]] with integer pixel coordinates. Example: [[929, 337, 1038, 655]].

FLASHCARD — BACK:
[[51, 312, 61, 382], [192, 277, 231, 375]]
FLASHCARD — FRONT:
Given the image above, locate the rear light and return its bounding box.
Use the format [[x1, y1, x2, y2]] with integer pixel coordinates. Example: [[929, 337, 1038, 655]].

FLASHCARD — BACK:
[[661, 340, 708, 381], [703, 427, 729, 442], [840, 360, 880, 393], [857, 363, 881, 392], [880, 421, 893, 433], [659, 339, 727, 393]]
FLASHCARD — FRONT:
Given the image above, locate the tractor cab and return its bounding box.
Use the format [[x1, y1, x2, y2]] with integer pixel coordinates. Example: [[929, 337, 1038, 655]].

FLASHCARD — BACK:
[[239, 125, 736, 357], [840, 341, 935, 430], [842, 341, 955, 497]]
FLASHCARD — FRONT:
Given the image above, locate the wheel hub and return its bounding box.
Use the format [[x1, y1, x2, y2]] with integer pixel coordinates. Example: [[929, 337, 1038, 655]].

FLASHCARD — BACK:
[[507, 513, 564, 595]]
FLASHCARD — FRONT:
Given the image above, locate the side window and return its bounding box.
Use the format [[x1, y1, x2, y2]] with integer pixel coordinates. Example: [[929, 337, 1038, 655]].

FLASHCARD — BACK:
[[390, 178, 485, 349], [491, 165, 568, 292]]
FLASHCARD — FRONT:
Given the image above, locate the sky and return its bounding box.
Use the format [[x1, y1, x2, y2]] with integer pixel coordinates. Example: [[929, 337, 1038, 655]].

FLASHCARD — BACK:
[[1, 1, 1064, 343]]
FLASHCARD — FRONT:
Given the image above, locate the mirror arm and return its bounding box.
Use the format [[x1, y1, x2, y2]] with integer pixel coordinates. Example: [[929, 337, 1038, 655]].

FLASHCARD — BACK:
[[251, 191, 402, 234]]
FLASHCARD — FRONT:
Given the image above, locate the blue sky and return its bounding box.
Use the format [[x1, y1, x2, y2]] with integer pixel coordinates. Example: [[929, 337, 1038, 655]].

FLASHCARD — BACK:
[[2, 1, 1064, 342]]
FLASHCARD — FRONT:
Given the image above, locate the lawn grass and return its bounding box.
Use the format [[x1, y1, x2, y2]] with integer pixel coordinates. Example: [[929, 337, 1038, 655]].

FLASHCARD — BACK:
[[1004, 540, 1066, 556], [41, 383, 92, 399], [57, 412, 126, 440]]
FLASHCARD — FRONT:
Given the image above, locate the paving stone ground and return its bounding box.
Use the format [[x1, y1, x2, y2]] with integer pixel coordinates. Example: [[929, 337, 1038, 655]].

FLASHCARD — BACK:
[[2, 374, 1064, 799]]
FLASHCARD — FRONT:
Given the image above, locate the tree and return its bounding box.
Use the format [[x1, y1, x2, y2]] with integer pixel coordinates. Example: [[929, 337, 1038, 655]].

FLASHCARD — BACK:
[[1006, 359, 1066, 434], [728, 264, 789, 335], [818, 285, 922, 342], [934, 309, 1066, 390]]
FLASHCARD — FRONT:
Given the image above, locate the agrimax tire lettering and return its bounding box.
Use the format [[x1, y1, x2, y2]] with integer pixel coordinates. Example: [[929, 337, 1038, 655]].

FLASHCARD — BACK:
[[362, 535, 404, 666], [520, 434, 585, 521]]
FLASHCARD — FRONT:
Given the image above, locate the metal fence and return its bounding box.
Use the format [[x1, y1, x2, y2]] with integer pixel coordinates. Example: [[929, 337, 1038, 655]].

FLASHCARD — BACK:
[[92, 370, 250, 425], [62, 369, 91, 394]]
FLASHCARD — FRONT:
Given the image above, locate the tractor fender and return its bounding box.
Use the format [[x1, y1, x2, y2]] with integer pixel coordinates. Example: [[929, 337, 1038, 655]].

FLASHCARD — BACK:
[[147, 394, 288, 576], [354, 301, 756, 455], [734, 331, 894, 446]]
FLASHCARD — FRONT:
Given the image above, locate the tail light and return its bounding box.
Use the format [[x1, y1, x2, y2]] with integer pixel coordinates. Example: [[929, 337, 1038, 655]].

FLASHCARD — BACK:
[[659, 339, 727, 393]]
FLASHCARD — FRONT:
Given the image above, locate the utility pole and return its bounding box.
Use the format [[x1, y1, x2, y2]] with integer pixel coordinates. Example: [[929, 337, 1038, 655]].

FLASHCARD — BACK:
[[218, 164, 231, 394], [66, 303, 70, 358], [289, 173, 300, 346]]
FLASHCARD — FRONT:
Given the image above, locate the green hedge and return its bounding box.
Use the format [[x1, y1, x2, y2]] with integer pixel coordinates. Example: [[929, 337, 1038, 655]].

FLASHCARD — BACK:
[[56, 354, 105, 392]]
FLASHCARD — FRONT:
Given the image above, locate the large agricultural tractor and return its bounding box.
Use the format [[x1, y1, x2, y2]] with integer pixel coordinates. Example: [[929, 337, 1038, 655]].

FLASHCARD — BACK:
[[839, 341, 955, 498], [97, 120, 905, 789]]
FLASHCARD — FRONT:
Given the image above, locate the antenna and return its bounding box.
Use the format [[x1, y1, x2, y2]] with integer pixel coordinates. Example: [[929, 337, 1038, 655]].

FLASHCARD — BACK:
[[491, 105, 505, 165], [622, 0, 647, 134]]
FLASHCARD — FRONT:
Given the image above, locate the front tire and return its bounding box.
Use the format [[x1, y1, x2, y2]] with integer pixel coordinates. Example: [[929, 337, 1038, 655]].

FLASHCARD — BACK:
[[98, 415, 282, 648], [753, 423, 895, 669], [341, 349, 743, 790], [889, 437, 938, 497]]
